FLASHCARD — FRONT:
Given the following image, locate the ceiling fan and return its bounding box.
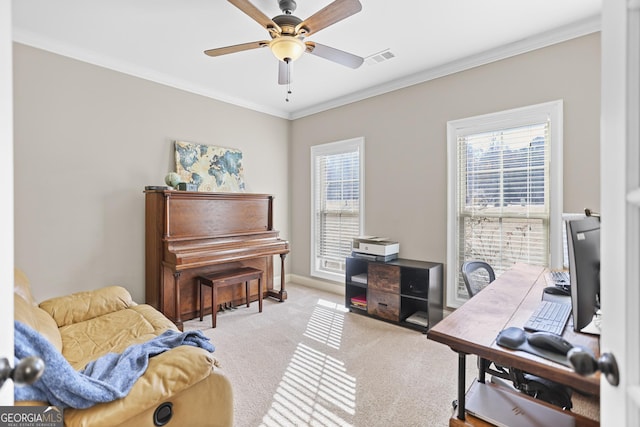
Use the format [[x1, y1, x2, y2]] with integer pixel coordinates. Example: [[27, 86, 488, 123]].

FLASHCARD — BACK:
[[204, 0, 364, 88]]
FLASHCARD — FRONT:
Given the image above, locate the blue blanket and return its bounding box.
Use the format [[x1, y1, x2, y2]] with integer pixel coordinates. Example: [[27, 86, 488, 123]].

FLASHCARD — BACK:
[[14, 320, 214, 409]]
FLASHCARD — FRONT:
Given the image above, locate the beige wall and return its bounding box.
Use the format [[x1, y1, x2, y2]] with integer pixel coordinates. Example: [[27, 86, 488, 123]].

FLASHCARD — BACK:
[[13, 43, 290, 302], [13, 33, 601, 303], [289, 34, 601, 293]]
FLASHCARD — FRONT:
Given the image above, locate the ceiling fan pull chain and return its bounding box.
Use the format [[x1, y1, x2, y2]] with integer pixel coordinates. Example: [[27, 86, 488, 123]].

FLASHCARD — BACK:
[[285, 59, 292, 102]]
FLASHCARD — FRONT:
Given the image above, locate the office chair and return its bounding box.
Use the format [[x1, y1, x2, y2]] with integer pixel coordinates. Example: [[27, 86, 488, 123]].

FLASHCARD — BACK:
[[459, 260, 573, 410], [508, 369, 573, 409], [461, 261, 504, 373], [461, 260, 496, 297]]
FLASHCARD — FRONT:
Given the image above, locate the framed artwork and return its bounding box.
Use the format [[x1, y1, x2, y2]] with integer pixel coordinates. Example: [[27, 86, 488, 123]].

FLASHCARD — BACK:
[[174, 140, 245, 192]]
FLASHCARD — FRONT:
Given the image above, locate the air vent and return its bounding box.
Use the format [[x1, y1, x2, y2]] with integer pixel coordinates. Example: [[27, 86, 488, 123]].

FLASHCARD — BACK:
[[364, 49, 396, 66]]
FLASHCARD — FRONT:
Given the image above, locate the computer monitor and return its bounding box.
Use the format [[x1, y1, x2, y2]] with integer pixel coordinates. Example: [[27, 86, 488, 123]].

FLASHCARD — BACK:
[[561, 213, 587, 269], [566, 216, 601, 334]]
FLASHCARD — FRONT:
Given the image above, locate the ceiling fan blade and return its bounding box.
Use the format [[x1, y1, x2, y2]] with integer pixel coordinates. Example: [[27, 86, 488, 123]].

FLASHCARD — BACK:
[[278, 60, 291, 85], [204, 41, 269, 57], [305, 42, 363, 69], [228, 0, 281, 33], [296, 0, 362, 36]]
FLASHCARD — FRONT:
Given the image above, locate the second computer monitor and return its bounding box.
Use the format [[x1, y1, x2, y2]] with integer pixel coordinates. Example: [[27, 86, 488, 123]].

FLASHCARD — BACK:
[[566, 216, 601, 334]]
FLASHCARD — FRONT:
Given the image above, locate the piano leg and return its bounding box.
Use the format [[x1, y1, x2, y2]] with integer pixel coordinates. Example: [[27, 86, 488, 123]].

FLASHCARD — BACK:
[[267, 253, 288, 301], [278, 253, 287, 301]]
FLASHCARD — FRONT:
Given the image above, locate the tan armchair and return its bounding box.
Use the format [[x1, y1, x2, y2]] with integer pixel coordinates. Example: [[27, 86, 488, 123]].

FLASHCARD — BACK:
[[14, 269, 233, 427]]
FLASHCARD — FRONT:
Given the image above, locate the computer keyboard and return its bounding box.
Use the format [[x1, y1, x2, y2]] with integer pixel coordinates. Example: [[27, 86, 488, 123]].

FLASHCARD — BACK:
[[524, 300, 572, 336]]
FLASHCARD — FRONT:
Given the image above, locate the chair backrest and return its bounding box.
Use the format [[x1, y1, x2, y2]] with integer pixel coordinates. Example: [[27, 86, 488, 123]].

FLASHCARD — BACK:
[[461, 260, 496, 297]]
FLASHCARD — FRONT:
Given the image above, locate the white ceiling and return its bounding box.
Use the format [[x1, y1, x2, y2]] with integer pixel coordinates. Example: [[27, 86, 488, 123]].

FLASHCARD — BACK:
[[12, 0, 602, 119]]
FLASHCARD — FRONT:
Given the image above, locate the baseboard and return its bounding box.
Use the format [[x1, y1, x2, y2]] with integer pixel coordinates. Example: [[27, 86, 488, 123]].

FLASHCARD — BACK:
[[287, 274, 345, 295]]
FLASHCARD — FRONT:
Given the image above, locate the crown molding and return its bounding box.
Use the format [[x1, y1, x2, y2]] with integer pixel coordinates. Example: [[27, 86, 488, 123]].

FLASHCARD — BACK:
[[13, 14, 600, 122], [289, 15, 601, 120], [12, 28, 292, 119]]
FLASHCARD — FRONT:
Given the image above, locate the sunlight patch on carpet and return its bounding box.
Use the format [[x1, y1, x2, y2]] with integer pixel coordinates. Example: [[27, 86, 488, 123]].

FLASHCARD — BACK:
[[303, 299, 347, 350], [261, 343, 355, 427], [261, 300, 355, 427]]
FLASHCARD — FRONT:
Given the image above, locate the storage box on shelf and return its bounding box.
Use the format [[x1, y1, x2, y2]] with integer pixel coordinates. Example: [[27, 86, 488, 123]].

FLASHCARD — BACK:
[[345, 256, 443, 331]]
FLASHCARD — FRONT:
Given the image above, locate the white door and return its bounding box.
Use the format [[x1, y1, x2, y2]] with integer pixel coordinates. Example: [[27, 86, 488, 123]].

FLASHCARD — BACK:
[[600, 0, 640, 424], [0, 0, 14, 405]]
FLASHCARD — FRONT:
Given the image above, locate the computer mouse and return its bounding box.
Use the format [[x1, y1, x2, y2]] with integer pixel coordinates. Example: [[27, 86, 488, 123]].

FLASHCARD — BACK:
[[527, 331, 574, 355], [543, 286, 571, 296]]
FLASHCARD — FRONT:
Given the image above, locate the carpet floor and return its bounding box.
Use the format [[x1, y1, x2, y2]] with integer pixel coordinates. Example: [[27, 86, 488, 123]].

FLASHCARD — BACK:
[[183, 282, 598, 426]]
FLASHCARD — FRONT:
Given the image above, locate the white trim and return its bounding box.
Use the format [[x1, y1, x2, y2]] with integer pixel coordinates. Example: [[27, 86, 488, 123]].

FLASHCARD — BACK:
[[446, 100, 563, 308], [446, 122, 460, 308], [600, 0, 640, 423], [630, 386, 640, 409], [0, 0, 14, 405], [549, 102, 565, 269], [288, 274, 345, 296], [14, 16, 600, 121], [310, 137, 365, 282]]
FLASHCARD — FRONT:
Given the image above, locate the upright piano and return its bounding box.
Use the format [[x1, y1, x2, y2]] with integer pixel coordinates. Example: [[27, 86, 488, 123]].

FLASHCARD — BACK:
[[145, 188, 289, 329]]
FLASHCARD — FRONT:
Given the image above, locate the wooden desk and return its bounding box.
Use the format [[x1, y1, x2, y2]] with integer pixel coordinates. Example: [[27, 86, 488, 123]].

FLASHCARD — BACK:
[[427, 263, 600, 425]]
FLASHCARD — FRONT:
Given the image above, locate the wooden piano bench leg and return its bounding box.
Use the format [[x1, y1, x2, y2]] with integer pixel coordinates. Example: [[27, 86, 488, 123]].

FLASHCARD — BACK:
[[198, 277, 204, 321], [211, 281, 217, 328], [245, 281, 250, 308], [258, 273, 263, 313], [197, 277, 215, 325]]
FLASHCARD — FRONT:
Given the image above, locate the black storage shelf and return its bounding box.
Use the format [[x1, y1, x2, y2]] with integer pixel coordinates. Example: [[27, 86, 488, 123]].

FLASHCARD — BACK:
[[400, 292, 429, 300], [347, 281, 367, 289], [345, 256, 443, 332]]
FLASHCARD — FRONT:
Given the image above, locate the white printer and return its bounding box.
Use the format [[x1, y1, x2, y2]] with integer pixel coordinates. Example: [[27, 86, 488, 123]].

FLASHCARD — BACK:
[[352, 236, 399, 258]]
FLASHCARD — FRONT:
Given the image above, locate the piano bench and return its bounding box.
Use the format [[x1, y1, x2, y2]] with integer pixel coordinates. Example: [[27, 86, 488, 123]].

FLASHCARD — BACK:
[[196, 267, 263, 328]]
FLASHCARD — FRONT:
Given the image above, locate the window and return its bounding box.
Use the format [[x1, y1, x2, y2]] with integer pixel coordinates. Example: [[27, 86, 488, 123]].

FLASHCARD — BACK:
[[311, 138, 364, 282], [447, 101, 563, 308]]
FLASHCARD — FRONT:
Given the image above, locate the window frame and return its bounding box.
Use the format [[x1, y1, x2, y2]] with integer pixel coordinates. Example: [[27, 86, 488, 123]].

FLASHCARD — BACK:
[[446, 100, 563, 308], [310, 137, 365, 282]]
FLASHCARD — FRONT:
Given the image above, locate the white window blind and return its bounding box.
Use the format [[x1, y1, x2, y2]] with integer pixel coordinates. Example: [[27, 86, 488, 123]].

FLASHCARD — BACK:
[[447, 101, 563, 308], [458, 122, 550, 272], [311, 138, 364, 281]]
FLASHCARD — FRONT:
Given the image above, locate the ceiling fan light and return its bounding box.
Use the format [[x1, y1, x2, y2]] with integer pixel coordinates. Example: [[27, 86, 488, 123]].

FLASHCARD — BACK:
[[270, 36, 305, 62]]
